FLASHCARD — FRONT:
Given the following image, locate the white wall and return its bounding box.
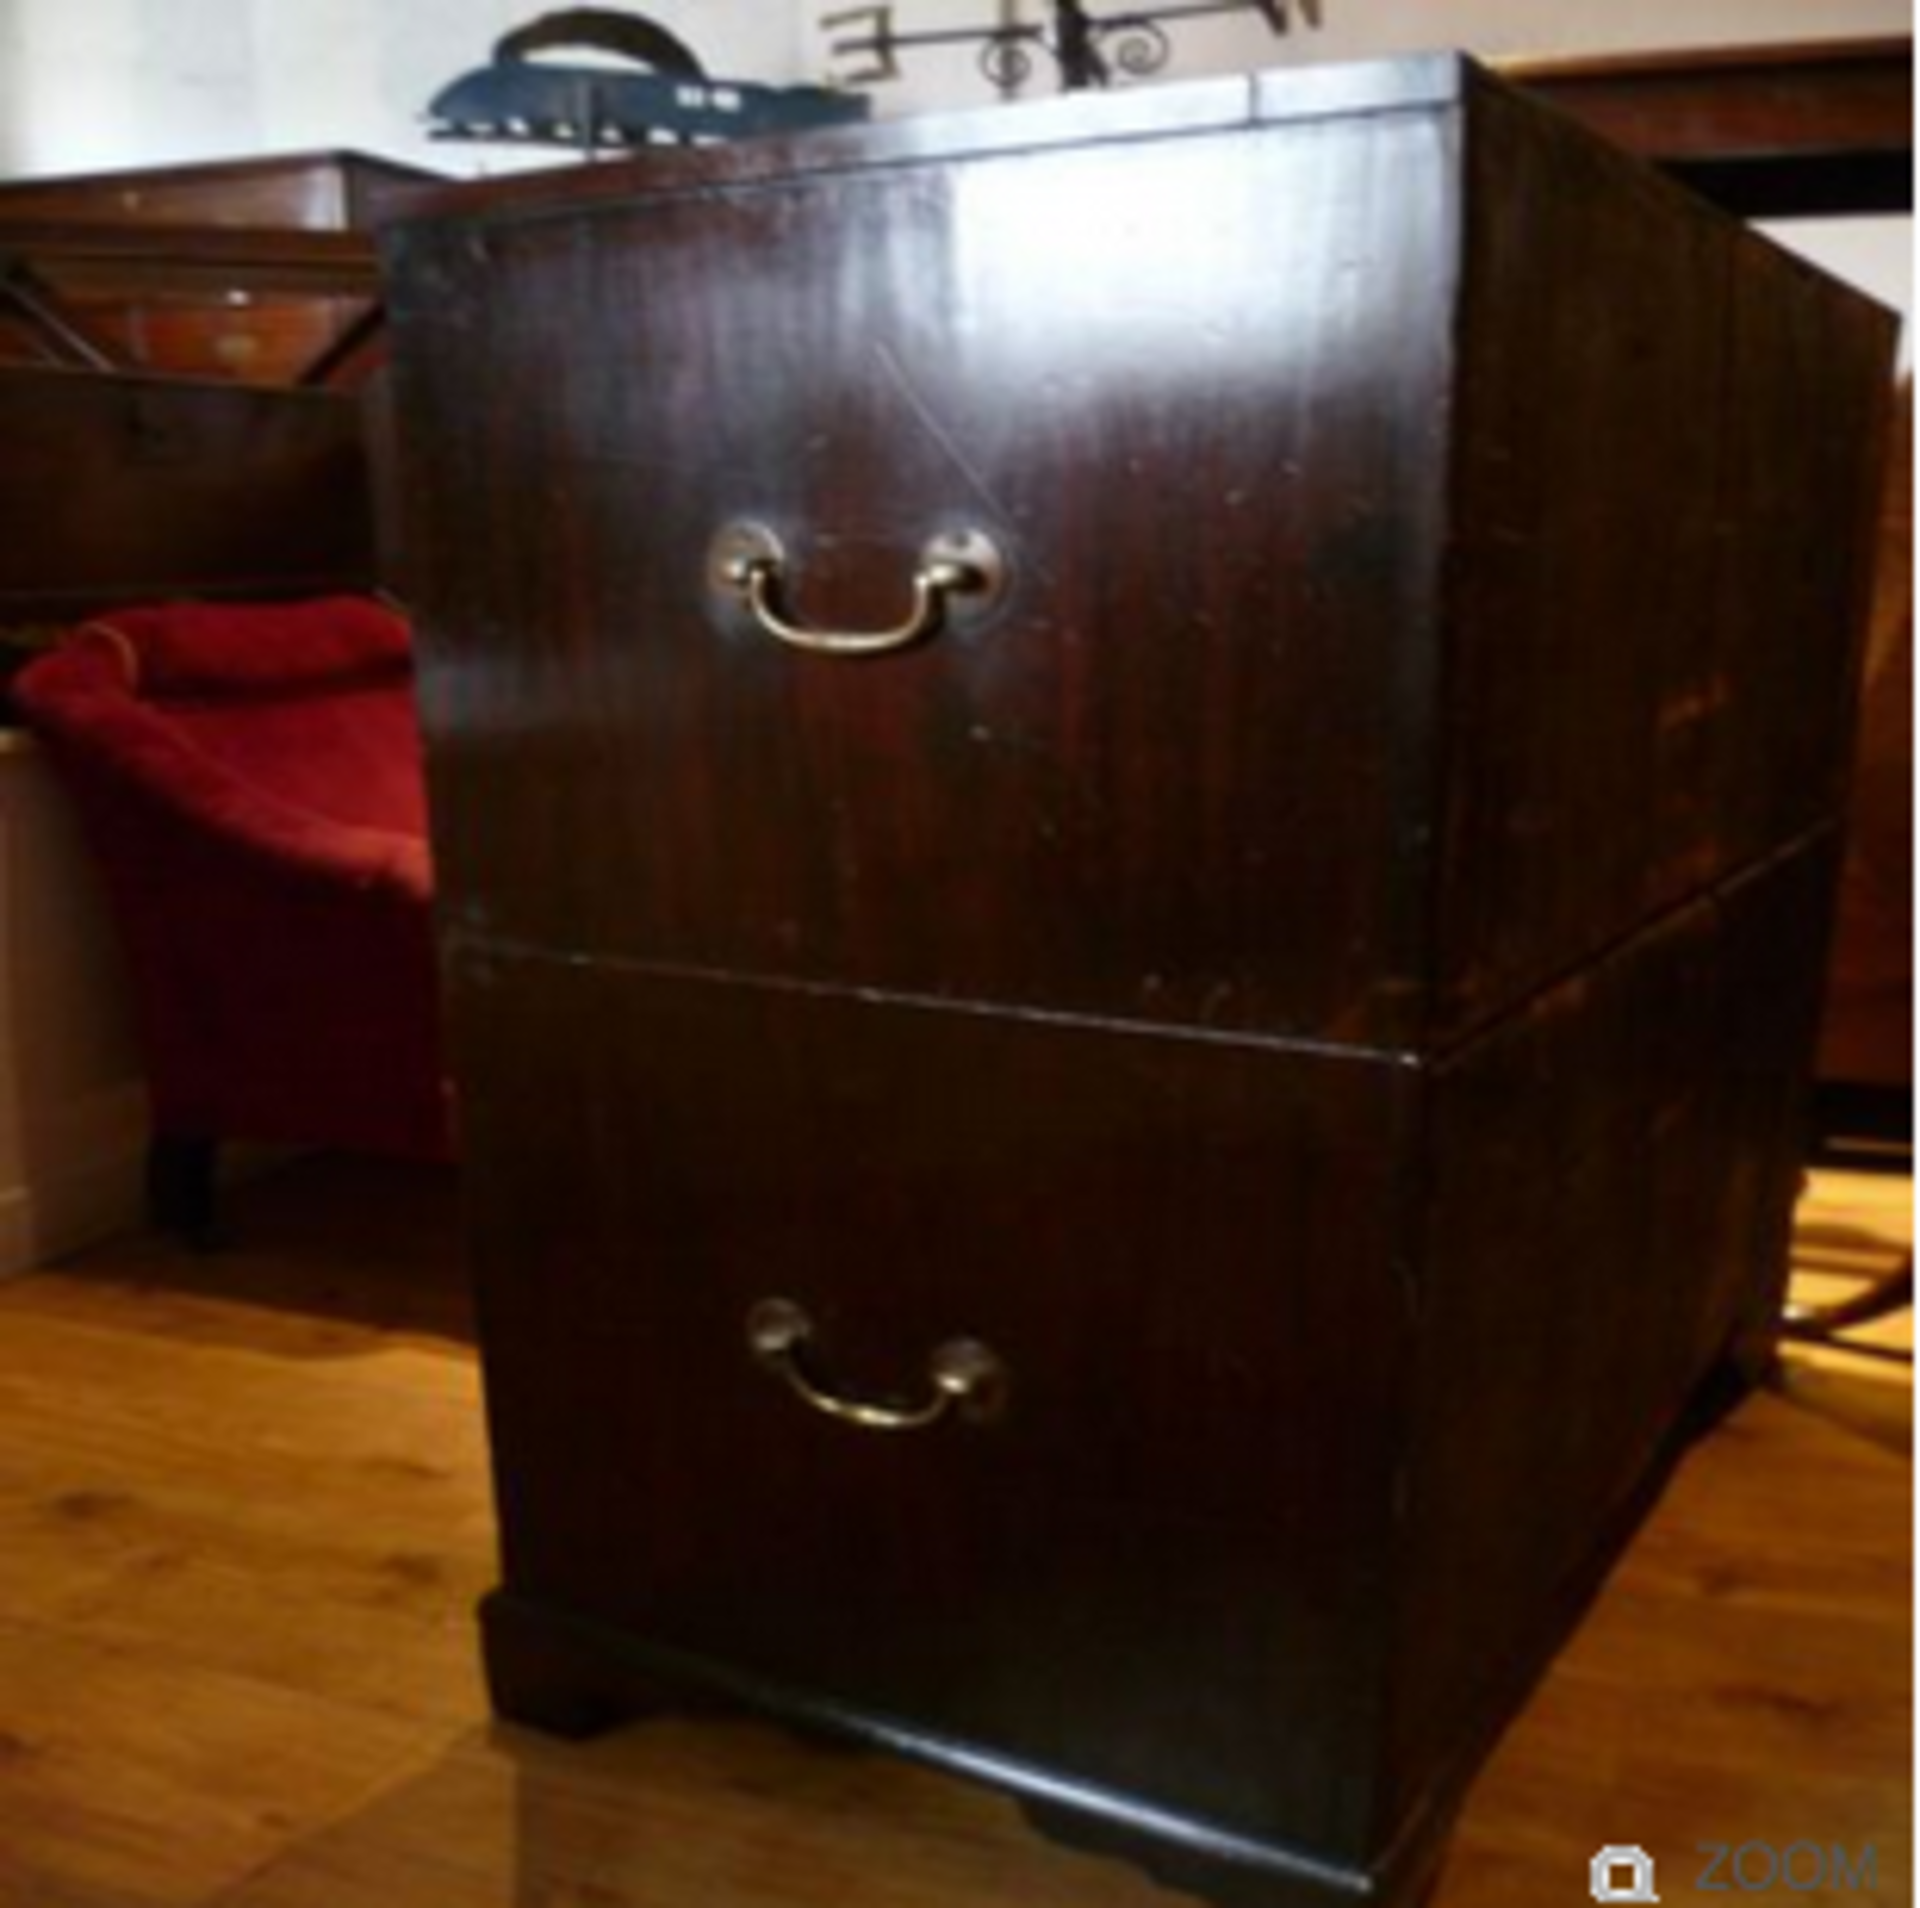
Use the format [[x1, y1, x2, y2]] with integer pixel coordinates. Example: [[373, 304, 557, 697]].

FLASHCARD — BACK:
[[0, 3, 1907, 334], [0, 0, 1903, 423], [1763, 218, 1913, 364], [0, 734, 147, 1276], [1, 0, 1910, 176], [0, 0, 804, 177], [803, 0, 1912, 112]]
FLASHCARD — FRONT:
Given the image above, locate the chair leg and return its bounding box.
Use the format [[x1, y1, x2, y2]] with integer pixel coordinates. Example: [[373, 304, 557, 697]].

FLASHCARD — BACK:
[[147, 1135, 221, 1250], [1783, 1252, 1914, 1348]]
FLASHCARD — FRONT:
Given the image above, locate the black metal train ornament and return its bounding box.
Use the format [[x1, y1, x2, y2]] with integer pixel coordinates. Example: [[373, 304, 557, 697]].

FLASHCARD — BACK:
[[427, 9, 868, 151]]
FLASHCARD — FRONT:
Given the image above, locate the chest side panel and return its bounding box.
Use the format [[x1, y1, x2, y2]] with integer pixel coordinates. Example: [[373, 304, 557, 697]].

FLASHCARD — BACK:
[[1383, 833, 1839, 1839], [389, 109, 1459, 1047], [1436, 77, 1894, 1040]]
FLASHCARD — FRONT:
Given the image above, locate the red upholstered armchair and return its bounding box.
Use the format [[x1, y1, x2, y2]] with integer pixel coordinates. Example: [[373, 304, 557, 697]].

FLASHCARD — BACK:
[[12, 596, 451, 1240]]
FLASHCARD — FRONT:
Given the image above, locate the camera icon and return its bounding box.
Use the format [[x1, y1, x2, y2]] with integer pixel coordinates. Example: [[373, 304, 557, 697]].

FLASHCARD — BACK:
[[1591, 1846, 1660, 1902]]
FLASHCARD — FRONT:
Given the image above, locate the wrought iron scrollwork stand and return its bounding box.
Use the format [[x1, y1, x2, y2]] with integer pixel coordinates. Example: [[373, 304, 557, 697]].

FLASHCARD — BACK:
[[828, 0, 1323, 98]]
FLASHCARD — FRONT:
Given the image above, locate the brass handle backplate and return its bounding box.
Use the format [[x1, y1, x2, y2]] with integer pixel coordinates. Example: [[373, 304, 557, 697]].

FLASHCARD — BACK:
[[709, 522, 1006, 657], [745, 1297, 1008, 1432]]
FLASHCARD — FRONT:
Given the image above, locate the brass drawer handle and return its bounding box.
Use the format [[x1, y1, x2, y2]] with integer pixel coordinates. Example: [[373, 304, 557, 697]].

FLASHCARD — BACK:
[[709, 522, 1005, 657], [746, 1297, 1008, 1431]]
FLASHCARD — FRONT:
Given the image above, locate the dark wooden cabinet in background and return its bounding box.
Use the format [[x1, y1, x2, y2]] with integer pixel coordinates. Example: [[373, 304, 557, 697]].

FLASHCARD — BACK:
[[384, 56, 1895, 1908], [0, 150, 433, 384], [0, 367, 374, 625], [0, 152, 440, 631]]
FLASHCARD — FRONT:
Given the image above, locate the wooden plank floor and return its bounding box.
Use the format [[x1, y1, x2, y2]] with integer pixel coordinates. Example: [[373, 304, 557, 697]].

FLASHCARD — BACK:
[[0, 1157, 1907, 1908]]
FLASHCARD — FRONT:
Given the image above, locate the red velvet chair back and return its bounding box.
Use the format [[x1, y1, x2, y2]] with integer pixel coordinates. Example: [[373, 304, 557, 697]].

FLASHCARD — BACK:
[[13, 596, 451, 1163]]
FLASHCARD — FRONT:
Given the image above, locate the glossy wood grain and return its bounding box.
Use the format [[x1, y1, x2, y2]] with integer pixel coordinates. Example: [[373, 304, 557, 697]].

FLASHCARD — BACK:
[[436, 841, 1833, 1907], [1820, 380, 1912, 1091], [392, 59, 1464, 227], [8, 290, 381, 387], [1432, 83, 1893, 1039], [0, 366, 375, 622], [452, 946, 1413, 1869], [0, 228, 380, 387], [382, 56, 1898, 1908], [1386, 833, 1841, 1840], [1506, 35, 1909, 154], [394, 101, 1461, 1048], [0, 154, 434, 387], [1508, 36, 1912, 216], [388, 60, 1893, 1052], [0, 151, 440, 232], [0, 223, 375, 285]]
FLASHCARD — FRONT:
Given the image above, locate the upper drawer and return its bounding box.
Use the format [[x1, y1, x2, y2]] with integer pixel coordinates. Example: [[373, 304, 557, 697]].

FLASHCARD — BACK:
[[391, 106, 1458, 1047], [386, 65, 1891, 1051]]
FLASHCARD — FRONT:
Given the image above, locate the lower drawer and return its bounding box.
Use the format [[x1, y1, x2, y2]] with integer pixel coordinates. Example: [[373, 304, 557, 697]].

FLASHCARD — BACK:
[[446, 838, 1832, 1906], [451, 951, 1414, 1858]]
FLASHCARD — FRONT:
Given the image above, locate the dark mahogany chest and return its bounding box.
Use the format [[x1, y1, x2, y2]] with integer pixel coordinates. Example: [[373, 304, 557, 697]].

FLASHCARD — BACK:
[[383, 56, 1894, 1908]]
